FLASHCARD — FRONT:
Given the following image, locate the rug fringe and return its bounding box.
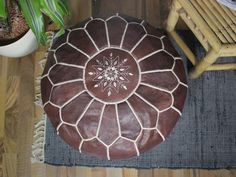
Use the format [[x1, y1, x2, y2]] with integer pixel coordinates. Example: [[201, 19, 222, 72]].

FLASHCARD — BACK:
[[31, 31, 54, 164], [31, 114, 47, 163], [34, 76, 43, 108]]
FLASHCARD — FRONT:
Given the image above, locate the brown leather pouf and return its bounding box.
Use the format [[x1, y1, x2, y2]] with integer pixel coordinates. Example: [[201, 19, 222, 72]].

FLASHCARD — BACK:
[[41, 15, 188, 160]]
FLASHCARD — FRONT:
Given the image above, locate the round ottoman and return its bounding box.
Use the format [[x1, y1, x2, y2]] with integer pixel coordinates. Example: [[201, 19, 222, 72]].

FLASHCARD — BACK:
[[41, 15, 188, 160]]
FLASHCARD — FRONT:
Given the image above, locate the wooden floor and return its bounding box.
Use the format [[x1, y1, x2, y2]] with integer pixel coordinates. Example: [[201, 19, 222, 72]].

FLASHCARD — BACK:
[[0, 0, 236, 177]]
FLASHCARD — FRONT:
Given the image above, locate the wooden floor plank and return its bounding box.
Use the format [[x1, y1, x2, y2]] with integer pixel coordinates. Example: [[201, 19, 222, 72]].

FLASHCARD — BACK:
[[92, 0, 173, 28], [16, 55, 35, 177], [93, 0, 145, 19], [91, 167, 106, 177], [66, 0, 92, 27], [106, 168, 123, 177], [138, 169, 153, 177], [0, 57, 8, 139], [2, 153, 17, 177], [46, 164, 58, 177], [56, 166, 68, 177], [153, 168, 173, 177], [67, 167, 77, 177], [170, 169, 195, 177], [123, 168, 138, 177], [75, 167, 92, 177], [31, 163, 46, 177], [145, 0, 162, 27]]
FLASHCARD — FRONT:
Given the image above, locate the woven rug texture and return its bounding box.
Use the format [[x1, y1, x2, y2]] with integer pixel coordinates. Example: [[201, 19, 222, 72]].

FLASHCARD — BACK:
[[44, 31, 236, 168]]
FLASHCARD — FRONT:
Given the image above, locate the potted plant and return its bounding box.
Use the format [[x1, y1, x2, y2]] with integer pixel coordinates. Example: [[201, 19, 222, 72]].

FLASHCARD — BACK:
[[0, 0, 69, 57]]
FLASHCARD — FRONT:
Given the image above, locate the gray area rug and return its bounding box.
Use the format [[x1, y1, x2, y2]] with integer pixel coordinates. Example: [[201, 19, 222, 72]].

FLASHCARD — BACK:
[[44, 31, 236, 168]]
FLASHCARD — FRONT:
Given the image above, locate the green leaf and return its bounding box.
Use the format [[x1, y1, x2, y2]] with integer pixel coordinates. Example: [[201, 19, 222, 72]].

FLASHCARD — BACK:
[[19, 0, 47, 44], [54, 28, 65, 38], [19, 0, 69, 45], [48, 0, 69, 17], [58, 0, 69, 16], [40, 0, 65, 28], [0, 0, 7, 18]]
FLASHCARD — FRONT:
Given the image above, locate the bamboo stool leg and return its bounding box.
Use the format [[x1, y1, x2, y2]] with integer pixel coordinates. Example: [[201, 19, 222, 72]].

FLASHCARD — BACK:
[[168, 30, 197, 65], [189, 49, 219, 79], [166, 0, 180, 32]]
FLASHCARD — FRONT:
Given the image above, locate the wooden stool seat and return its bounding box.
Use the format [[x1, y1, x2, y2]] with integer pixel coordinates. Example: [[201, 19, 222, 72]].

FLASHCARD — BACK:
[[166, 0, 236, 78]]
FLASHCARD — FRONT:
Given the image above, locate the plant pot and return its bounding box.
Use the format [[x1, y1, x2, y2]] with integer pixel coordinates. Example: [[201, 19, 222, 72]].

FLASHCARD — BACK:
[[0, 29, 38, 58]]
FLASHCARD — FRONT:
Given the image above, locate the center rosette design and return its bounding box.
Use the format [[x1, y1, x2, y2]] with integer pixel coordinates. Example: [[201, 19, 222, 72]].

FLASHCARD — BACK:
[[85, 48, 140, 103], [89, 52, 134, 96]]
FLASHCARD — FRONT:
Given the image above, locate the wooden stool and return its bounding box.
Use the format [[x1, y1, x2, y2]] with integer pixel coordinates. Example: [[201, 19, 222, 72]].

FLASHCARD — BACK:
[[166, 0, 236, 79]]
